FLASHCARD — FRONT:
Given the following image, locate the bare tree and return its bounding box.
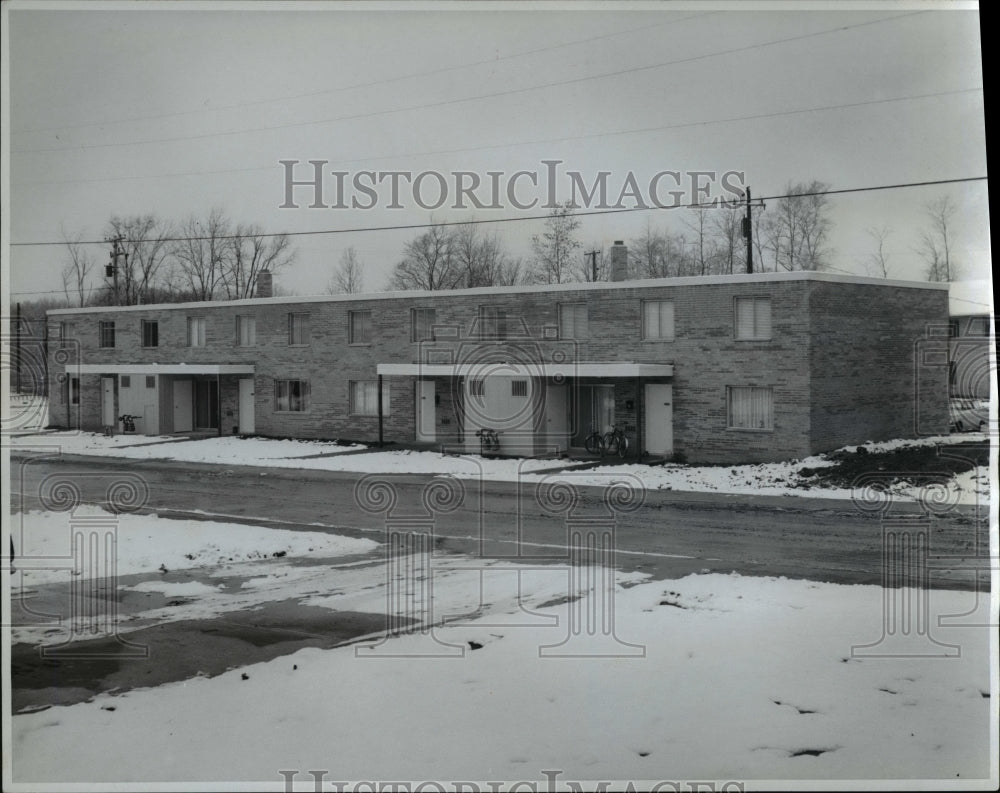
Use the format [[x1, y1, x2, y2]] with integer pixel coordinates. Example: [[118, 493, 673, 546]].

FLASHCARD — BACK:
[[631, 219, 687, 278], [223, 224, 295, 299], [682, 208, 720, 276], [919, 196, 958, 282], [764, 180, 832, 271], [864, 225, 893, 278], [60, 227, 94, 307], [327, 247, 365, 294], [103, 215, 174, 305], [710, 203, 745, 275], [529, 202, 581, 284], [387, 222, 463, 291], [172, 208, 231, 301]]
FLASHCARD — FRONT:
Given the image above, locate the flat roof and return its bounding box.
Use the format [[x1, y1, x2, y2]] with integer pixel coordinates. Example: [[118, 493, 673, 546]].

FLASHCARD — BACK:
[[48, 270, 949, 317], [63, 364, 255, 375]]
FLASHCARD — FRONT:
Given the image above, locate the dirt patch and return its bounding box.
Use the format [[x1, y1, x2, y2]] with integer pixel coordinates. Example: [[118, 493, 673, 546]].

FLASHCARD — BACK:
[[796, 441, 988, 491]]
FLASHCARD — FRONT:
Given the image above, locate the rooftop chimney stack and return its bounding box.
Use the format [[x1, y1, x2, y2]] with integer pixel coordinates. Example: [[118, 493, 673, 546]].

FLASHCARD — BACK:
[[256, 270, 273, 298], [610, 241, 629, 282]]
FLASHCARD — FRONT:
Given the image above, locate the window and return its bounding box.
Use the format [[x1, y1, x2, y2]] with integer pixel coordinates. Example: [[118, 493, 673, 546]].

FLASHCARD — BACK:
[[236, 316, 256, 346], [727, 386, 773, 430], [469, 379, 485, 397], [349, 310, 373, 344], [187, 317, 206, 347], [146, 375, 156, 389], [350, 380, 390, 416], [511, 380, 528, 397], [274, 379, 310, 412], [411, 308, 436, 342], [99, 321, 115, 348], [642, 300, 675, 340], [288, 313, 309, 345], [141, 320, 159, 348], [479, 305, 507, 340], [948, 319, 961, 338], [559, 303, 588, 339], [120, 375, 131, 388], [69, 377, 80, 405], [967, 317, 989, 336], [734, 297, 771, 340], [58, 322, 68, 344]]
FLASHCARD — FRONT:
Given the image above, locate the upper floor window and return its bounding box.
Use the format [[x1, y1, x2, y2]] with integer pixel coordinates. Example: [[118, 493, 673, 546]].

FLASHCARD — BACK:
[[274, 379, 310, 412], [642, 300, 675, 341], [411, 308, 436, 342], [727, 386, 773, 431], [559, 303, 588, 339], [141, 319, 159, 348], [349, 310, 373, 344], [479, 305, 507, 340], [57, 322, 68, 344], [236, 315, 257, 346], [99, 321, 115, 348], [734, 296, 771, 340], [511, 379, 528, 397], [288, 313, 309, 345], [187, 317, 206, 347], [350, 380, 390, 416]]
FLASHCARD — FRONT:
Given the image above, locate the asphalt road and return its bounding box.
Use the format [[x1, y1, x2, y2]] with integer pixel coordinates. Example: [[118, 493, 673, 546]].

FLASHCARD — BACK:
[[9, 451, 990, 590]]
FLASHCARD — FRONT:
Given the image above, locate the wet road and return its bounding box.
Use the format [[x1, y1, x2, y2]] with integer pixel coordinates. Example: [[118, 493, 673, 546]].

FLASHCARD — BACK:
[[9, 451, 990, 589]]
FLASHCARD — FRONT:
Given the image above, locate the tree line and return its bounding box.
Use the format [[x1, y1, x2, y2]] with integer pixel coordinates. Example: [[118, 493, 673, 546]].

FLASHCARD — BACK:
[[59, 209, 295, 308]]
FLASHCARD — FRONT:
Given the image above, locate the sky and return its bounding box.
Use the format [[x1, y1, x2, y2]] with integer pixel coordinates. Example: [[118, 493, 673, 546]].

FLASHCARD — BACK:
[[2, 1, 989, 303]]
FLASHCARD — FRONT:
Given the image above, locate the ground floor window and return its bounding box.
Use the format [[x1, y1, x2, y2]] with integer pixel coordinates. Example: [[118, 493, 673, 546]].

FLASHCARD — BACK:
[[275, 379, 310, 412], [727, 386, 773, 430], [64, 376, 80, 405], [350, 380, 390, 416]]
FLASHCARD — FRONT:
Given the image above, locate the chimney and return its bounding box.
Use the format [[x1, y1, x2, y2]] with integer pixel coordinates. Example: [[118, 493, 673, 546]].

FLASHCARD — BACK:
[[255, 270, 273, 298], [610, 241, 629, 282]]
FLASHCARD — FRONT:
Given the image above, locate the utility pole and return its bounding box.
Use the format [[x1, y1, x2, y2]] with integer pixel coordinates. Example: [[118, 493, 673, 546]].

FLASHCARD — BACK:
[[105, 234, 127, 305], [15, 302, 21, 394], [584, 249, 600, 282], [741, 188, 765, 274]]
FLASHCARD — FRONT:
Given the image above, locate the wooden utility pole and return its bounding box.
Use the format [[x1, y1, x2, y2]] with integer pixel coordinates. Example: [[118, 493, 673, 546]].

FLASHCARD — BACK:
[[105, 234, 126, 304], [741, 188, 765, 274], [584, 249, 600, 281]]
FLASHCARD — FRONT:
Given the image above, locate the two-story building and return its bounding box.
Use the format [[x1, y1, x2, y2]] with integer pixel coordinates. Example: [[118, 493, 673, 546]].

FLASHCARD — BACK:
[[47, 247, 950, 464]]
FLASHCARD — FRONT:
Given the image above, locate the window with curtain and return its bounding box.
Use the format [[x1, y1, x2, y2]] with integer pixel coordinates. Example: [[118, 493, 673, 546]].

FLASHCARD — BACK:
[[274, 379, 310, 412], [734, 297, 771, 340], [642, 300, 675, 340], [349, 310, 373, 344], [727, 386, 774, 430], [350, 380, 390, 416], [559, 303, 588, 339]]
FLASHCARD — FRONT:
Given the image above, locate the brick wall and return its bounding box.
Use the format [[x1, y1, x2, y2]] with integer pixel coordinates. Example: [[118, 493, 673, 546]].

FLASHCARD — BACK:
[[46, 275, 948, 462], [807, 281, 949, 452]]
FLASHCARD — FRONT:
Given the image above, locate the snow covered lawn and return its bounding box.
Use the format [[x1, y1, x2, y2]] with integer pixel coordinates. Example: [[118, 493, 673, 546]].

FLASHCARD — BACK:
[[8, 431, 992, 502], [10, 505, 379, 587], [11, 571, 994, 784]]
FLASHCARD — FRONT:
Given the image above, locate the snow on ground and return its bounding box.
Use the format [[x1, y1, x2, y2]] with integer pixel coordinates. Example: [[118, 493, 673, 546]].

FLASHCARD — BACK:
[[11, 570, 994, 784], [8, 431, 992, 501], [10, 505, 379, 586], [4, 393, 50, 434]]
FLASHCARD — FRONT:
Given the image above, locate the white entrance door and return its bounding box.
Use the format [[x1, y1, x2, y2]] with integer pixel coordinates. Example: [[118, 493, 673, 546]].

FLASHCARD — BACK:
[[173, 379, 194, 433], [101, 377, 116, 427], [544, 383, 569, 453], [644, 383, 673, 455], [415, 380, 435, 442], [238, 378, 255, 434]]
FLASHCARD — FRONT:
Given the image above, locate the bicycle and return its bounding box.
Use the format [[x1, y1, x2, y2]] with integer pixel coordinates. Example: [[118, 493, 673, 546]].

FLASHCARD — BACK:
[[475, 427, 501, 454], [602, 424, 630, 459], [584, 427, 606, 456]]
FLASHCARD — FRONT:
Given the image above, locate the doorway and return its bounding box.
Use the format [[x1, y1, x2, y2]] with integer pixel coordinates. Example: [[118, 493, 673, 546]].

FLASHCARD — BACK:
[[415, 380, 435, 442], [195, 379, 219, 430], [644, 383, 673, 455]]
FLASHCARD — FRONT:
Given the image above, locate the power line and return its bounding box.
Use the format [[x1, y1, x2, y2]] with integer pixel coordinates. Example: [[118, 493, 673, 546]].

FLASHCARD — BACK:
[[14, 86, 981, 188], [8, 175, 988, 249], [12, 14, 712, 136], [14, 11, 925, 155]]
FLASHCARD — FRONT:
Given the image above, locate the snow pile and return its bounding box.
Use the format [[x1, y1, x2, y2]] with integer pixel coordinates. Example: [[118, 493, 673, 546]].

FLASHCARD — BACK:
[[4, 394, 50, 434], [10, 506, 379, 586], [11, 572, 993, 784]]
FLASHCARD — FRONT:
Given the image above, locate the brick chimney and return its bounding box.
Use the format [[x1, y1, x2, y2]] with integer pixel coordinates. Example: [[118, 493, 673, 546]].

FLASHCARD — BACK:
[[255, 270, 273, 298], [610, 241, 628, 282]]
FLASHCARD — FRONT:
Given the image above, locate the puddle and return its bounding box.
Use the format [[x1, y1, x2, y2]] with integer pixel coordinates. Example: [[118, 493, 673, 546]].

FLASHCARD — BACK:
[[11, 600, 404, 713]]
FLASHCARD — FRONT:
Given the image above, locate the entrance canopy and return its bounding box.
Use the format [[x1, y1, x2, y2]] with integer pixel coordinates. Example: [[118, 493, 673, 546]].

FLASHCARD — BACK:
[[377, 362, 672, 378], [64, 363, 255, 375]]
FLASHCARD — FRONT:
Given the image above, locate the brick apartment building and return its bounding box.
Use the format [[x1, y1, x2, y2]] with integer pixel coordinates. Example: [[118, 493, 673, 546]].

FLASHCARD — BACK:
[[46, 248, 951, 464], [948, 280, 993, 400]]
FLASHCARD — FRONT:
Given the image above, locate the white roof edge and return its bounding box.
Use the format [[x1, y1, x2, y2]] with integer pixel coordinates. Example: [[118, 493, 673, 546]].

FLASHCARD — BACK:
[[378, 362, 674, 377], [46, 271, 949, 316], [65, 364, 255, 375]]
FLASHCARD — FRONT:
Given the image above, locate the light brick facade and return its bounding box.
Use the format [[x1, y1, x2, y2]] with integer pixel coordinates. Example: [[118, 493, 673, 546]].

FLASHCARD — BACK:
[[47, 271, 950, 464]]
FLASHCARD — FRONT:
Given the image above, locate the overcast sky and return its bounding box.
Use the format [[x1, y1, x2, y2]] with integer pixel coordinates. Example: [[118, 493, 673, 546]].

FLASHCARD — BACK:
[[3, 1, 988, 301]]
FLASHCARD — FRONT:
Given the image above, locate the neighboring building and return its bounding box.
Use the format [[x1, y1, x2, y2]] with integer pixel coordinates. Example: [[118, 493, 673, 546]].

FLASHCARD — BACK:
[[948, 280, 993, 400], [46, 254, 950, 464]]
